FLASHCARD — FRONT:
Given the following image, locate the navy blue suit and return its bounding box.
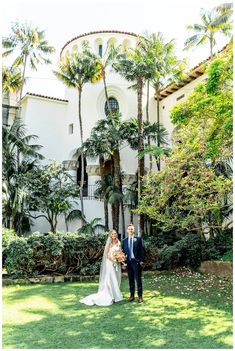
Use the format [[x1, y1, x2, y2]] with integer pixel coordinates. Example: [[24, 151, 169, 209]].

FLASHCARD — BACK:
[[122, 236, 145, 298]]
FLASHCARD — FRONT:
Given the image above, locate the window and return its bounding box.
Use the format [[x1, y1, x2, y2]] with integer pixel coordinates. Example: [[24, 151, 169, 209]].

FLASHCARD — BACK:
[[98, 44, 103, 57], [104, 97, 119, 116], [176, 94, 185, 101], [69, 123, 74, 134]]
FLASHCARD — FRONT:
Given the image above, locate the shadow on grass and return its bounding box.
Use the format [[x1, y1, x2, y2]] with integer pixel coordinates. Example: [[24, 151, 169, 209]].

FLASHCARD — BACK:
[[3, 277, 233, 349]]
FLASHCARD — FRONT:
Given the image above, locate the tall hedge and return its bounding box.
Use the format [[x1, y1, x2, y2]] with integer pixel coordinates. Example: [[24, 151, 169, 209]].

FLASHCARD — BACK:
[[5, 232, 107, 278]]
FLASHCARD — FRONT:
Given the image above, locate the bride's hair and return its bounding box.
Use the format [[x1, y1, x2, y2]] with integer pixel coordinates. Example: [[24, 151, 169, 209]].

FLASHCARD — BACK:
[[108, 229, 120, 245]]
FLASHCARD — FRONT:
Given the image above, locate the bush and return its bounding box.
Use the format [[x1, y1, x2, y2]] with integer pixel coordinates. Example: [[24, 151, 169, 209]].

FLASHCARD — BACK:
[[146, 231, 180, 248], [5, 231, 107, 278], [202, 229, 233, 261], [5, 237, 35, 277], [156, 245, 181, 270], [144, 238, 161, 269], [2, 228, 17, 249], [2, 228, 18, 266], [221, 250, 233, 262], [156, 234, 205, 270]]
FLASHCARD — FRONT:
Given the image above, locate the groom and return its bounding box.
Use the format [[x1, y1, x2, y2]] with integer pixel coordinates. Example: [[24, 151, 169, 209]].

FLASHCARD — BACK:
[[122, 224, 145, 303]]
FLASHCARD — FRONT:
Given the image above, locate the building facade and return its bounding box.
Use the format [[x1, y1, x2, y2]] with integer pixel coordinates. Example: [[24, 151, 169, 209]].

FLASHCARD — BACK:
[[4, 30, 210, 234]]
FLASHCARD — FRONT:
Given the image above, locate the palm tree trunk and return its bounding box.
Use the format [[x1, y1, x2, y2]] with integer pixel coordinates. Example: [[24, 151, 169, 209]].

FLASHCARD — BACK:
[[146, 80, 153, 170], [18, 53, 27, 118], [99, 155, 109, 229], [120, 172, 125, 239], [104, 202, 109, 230], [9, 216, 14, 230], [130, 204, 133, 223], [156, 90, 161, 171], [210, 35, 213, 58], [102, 70, 112, 114], [137, 76, 145, 236], [120, 200, 125, 239], [113, 149, 121, 233], [78, 87, 85, 217], [103, 70, 122, 233]]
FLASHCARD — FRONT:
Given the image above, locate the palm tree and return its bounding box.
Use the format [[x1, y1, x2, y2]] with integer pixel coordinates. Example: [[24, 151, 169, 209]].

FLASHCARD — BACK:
[[2, 21, 55, 107], [83, 110, 129, 235], [2, 66, 23, 93], [214, 2, 233, 19], [120, 117, 169, 170], [184, 4, 233, 57], [123, 180, 138, 223], [82, 130, 110, 229], [100, 176, 123, 234], [2, 118, 44, 232], [141, 32, 186, 169], [92, 43, 125, 233], [93, 113, 125, 234], [94, 176, 111, 230], [54, 46, 100, 217], [92, 43, 118, 114], [78, 218, 106, 235], [65, 208, 85, 232], [113, 40, 157, 235]]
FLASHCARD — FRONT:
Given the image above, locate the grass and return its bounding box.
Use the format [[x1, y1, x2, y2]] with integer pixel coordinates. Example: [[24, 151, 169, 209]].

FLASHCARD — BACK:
[[2, 268, 233, 349]]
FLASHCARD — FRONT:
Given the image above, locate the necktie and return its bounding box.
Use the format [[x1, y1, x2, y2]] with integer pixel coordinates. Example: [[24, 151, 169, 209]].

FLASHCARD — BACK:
[[129, 237, 133, 260]]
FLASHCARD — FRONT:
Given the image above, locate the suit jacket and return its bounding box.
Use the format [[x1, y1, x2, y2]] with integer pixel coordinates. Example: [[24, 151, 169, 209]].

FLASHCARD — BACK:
[[122, 236, 145, 262]]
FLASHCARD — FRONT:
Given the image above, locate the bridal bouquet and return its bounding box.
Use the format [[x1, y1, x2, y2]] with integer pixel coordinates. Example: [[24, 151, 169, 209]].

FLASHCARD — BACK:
[[112, 250, 126, 271]]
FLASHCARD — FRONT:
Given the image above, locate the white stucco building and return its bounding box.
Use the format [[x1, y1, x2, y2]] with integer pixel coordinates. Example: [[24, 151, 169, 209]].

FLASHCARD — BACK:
[[4, 30, 220, 235]]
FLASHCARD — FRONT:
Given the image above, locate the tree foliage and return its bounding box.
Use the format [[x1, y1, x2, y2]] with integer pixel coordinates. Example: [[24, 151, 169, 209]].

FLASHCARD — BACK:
[[136, 49, 233, 238], [24, 161, 79, 233]]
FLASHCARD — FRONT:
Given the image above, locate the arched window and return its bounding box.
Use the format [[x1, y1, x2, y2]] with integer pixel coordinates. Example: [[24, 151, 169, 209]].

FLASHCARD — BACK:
[[104, 97, 119, 116], [98, 44, 103, 57]]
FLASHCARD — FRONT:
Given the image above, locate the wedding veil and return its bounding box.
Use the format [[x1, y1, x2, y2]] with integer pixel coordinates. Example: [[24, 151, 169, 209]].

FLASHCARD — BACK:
[[98, 236, 111, 292]]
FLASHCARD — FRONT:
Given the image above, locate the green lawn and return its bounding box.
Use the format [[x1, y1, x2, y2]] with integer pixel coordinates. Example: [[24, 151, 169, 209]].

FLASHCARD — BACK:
[[2, 269, 233, 349]]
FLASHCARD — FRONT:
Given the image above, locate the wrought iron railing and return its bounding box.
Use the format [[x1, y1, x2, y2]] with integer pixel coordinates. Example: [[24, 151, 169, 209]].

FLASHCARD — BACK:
[[82, 184, 101, 200]]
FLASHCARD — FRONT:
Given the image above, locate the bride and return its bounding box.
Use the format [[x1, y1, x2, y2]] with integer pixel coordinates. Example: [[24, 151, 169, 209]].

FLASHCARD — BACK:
[[79, 230, 123, 306]]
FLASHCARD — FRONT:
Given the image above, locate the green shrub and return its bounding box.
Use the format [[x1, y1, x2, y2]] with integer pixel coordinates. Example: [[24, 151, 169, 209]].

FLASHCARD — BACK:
[[5, 237, 35, 277], [156, 234, 205, 270], [202, 229, 233, 261], [144, 238, 160, 269], [156, 245, 182, 270], [220, 250, 233, 262], [2, 228, 18, 266], [2, 228, 17, 249], [146, 231, 180, 248], [5, 231, 107, 278]]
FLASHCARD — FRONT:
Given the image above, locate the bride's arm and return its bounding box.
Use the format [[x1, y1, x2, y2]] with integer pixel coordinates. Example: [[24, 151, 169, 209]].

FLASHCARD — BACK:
[[104, 245, 114, 262]]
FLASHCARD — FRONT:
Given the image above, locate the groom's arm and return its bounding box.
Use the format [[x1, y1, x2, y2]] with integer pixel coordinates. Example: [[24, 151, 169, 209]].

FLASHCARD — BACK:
[[121, 239, 127, 267]]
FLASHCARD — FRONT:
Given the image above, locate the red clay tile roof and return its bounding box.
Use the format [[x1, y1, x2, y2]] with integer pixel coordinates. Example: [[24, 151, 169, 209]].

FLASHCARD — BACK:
[[60, 30, 138, 57], [23, 92, 68, 103], [158, 43, 230, 100]]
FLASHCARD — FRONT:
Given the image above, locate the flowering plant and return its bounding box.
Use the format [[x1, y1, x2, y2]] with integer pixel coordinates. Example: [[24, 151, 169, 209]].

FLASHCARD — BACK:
[[112, 250, 126, 271]]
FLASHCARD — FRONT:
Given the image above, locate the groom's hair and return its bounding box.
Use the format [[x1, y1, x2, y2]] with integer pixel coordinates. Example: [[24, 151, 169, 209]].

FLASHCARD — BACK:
[[127, 224, 134, 228]]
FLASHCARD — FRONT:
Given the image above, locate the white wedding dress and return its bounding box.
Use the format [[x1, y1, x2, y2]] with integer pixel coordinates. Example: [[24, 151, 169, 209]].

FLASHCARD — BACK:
[[79, 243, 123, 306]]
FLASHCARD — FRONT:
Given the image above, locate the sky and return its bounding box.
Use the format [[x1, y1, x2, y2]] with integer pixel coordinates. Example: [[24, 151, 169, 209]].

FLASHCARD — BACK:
[[2, 0, 229, 98]]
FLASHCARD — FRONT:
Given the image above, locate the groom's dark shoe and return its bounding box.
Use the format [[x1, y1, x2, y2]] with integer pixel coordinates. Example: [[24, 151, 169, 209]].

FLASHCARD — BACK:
[[128, 296, 135, 302], [138, 296, 143, 303]]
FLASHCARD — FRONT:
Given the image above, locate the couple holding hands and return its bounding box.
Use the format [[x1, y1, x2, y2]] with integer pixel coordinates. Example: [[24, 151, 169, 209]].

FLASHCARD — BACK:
[[80, 224, 145, 306]]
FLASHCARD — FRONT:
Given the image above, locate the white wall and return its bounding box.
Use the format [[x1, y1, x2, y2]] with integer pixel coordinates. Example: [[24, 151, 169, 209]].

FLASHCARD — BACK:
[[159, 74, 207, 146], [21, 95, 68, 164]]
